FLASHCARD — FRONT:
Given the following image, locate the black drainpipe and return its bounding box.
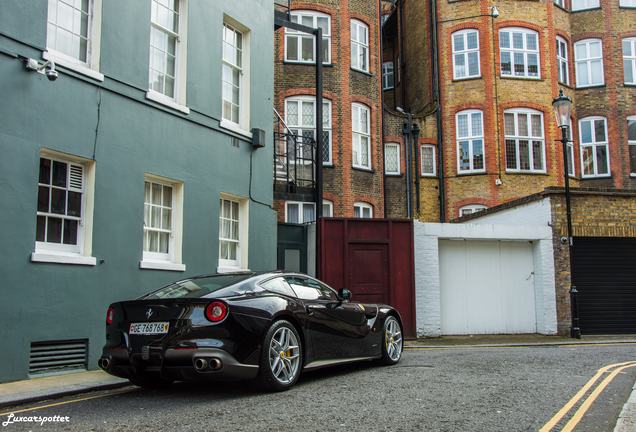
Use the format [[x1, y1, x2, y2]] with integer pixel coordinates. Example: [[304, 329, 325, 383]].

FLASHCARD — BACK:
[[430, 0, 445, 222]]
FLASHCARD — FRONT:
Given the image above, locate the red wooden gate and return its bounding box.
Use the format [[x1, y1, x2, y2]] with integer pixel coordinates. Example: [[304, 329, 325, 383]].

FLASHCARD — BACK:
[[318, 218, 416, 337]]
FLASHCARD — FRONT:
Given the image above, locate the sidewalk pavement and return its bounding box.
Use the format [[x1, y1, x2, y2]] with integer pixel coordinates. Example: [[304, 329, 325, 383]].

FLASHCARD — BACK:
[[1, 334, 635, 412], [615, 380, 636, 432], [405, 333, 636, 348], [0, 370, 128, 409]]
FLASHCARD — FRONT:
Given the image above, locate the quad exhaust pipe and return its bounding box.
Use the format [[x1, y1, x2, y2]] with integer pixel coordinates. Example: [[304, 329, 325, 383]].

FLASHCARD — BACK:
[[98, 358, 111, 370], [193, 357, 222, 372]]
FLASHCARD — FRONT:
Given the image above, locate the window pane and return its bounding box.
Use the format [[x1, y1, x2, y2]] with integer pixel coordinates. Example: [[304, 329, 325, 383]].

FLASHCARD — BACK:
[[301, 37, 313, 61], [39, 158, 51, 184], [47, 217, 63, 243], [629, 144, 636, 174], [468, 52, 479, 76], [590, 60, 603, 83], [628, 119, 636, 141], [459, 141, 470, 170], [454, 34, 464, 51], [286, 36, 298, 61], [159, 232, 169, 253], [505, 139, 517, 169], [473, 140, 484, 170], [582, 146, 594, 175], [504, 113, 515, 135], [67, 191, 82, 217], [532, 141, 544, 170], [52, 161, 67, 187], [38, 186, 50, 212], [287, 203, 299, 223], [455, 54, 465, 77], [500, 32, 510, 48], [471, 112, 482, 135], [63, 219, 78, 245], [594, 120, 606, 142], [580, 120, 592, 143], [457, 114, 468, 138], [467, 32, 478, 49], [501, 52, 511, 74], [519, 140, 530, 170], [625, 60, 634, 83], [36, 216, 46, 242], [51, 189, 66, 214], [596, 145, 608, 174]]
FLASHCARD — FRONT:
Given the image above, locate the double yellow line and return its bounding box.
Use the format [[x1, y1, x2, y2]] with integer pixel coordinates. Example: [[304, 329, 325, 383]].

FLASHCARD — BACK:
[[540, 360, 636, 432]]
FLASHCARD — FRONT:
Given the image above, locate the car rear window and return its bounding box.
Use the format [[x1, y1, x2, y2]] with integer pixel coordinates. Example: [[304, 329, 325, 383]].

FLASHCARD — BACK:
[[141, 274, 254, 299]]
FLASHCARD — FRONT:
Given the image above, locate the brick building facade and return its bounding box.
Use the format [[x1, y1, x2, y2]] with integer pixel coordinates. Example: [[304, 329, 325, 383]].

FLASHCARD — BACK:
[[274, 0, 385, 222], [382, 0, 636, 222]]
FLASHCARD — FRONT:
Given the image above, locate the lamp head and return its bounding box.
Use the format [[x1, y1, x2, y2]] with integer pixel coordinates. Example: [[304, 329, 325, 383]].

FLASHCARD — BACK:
[[552, 89, 573, 129], [490, 5, 499, 18]]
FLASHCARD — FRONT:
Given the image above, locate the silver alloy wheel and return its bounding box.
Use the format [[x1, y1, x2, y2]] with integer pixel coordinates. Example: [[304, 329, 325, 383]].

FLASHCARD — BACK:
[[269, 326, 301, 384], [385, 317, 403, 361]]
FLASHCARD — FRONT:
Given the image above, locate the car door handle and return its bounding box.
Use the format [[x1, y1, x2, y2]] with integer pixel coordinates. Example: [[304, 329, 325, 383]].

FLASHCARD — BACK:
[[305, 305, 314, 315]]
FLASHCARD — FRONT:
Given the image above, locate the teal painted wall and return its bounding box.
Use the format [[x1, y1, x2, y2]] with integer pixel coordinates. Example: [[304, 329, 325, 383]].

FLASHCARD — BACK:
[[0, 0, 275, 382]]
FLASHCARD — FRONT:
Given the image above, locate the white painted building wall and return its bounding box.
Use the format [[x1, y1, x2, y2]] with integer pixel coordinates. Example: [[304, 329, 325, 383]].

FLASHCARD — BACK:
[[413, 221, 557, 336]]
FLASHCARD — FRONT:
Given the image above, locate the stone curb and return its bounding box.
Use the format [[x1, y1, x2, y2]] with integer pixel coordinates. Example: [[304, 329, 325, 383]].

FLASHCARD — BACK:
[[405, 340, 636, 349], [614, 379, 636, 432], [0, 380, 130, 410]]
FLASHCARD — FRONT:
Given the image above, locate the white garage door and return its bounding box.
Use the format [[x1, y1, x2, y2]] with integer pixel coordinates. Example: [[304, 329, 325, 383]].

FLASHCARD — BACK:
[[439, 240, 536, 334]]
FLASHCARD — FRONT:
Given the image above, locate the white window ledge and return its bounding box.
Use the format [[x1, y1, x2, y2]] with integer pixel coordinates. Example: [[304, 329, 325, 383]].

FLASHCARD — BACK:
[[219, 119, 253, 138], [145, 90, 190, 114], [31, 252, 96, 266], [43, 50, 104, 82], [217, 266, 249, 274], [139, 260, 186, 272]]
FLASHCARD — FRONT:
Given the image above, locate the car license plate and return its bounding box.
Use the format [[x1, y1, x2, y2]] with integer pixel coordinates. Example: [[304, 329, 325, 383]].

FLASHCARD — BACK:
[[129, 322, 169, 335]]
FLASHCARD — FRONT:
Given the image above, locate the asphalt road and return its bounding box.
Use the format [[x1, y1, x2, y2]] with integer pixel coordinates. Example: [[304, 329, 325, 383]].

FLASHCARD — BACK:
[[2, 343, 636, 432]]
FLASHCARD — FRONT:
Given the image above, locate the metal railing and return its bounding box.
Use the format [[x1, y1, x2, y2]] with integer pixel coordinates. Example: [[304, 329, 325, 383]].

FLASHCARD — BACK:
[[273, 108, 316, 193]]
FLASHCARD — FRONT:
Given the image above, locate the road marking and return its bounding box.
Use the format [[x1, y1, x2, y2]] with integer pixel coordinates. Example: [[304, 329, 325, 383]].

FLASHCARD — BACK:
[[560, 362, 636, 432], [405, 343, 636, 351], [0, 387, 137, 417], [539, 360, 636, 432]]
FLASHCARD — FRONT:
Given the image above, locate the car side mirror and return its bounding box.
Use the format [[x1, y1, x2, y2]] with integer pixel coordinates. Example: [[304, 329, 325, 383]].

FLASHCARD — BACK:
[[338, 288, 352, 301]]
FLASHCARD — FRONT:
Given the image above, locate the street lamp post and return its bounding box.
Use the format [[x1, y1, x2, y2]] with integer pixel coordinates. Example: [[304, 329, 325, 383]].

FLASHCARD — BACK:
[[552, 89, 581, 339]]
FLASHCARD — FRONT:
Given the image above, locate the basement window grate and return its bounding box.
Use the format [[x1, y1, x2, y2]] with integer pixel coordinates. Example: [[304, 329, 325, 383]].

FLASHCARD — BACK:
[[29, 339, 88, 376]]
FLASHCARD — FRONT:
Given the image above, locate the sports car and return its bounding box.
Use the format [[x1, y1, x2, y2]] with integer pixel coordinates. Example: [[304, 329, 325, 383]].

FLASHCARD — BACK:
[[99, 271, 404, 391]]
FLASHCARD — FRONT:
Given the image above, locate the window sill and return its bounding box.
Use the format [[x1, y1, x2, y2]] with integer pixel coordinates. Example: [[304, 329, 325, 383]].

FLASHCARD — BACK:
[[323, 163, 334, 168], [352, 166, 374, 173], [145, 90, 190, 114], [581, 175, 612, 180], [385, 172, 402, 177], [283, 61, 334, 67], [43, 50, 104, 82], [571, 7, 602, 12], [383, 86, 395, 91], [139, 260, 186, 272], [421, 174, 437, 178], [624, 83, 636, 87], [31, 252, 96, 266], [457, 171, 487, 176], [452, 76, 482, 82], [554, 3, 569, 12], [219, 119, 253, 138], [351, 68, 373, 77], [575, 84, 605, 89], [499, 75, 542, 81], [217, 266, 249, 274], [505, 171, 549, 175]]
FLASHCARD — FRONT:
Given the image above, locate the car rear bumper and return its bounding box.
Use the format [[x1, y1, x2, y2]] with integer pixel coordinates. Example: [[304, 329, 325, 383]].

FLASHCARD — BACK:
[[99, 347, 259, 382]]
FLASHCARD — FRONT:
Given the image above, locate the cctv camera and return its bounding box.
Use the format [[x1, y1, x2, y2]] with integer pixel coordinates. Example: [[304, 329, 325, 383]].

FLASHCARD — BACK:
[[45, 62, 58, 81]]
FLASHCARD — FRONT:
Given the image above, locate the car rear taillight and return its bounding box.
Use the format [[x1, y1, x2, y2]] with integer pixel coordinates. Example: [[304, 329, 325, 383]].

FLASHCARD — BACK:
[[106, 306, 114, 325], [205, 301, 228, 323]]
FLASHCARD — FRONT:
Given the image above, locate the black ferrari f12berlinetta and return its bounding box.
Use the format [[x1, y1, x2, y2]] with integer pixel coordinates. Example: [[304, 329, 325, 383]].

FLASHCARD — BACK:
[[100, 271, 404, 391]]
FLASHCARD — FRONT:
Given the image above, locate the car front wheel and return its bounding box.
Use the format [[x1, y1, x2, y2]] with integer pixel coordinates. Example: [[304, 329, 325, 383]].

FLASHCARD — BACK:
[[258, 320, 302, 391], [380, 315, 403, 365]]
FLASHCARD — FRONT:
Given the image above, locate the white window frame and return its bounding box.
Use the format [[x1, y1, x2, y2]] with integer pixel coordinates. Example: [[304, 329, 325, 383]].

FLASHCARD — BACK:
[[456, 110, 486, 174], [579, 117, 610, 178], [351, 19, 369, 73], [218, 194, 249, 273], [574, 39, 604, 88], [566, 119, 576, 177], [285, 201, 316, 224], [628, 116, 636, 176], [45, 0, 103, 81], [140, 174, 185, 271], [499, 27, 540, 79], [459, 205, 487, 217], [353, 202, 373, 218], [145, 0, 189, 114], [557, 37, 569, 85], [620, 0, 636, 7], [352, 103, 372, 169], [421, 145, 437, 177], [284, 11, 331, 64], [571, 0, 600, 11], [504, 108, 547, 173], [285, 96, 333, 165], [322, 200, 334, 217], [452, 29, 481, 80], [219, 17, 251, 136], [623, 38, 636, 85], [382, 61, 395, 90], [384, 143, 400, 175], [32, 149, 96, 266]]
